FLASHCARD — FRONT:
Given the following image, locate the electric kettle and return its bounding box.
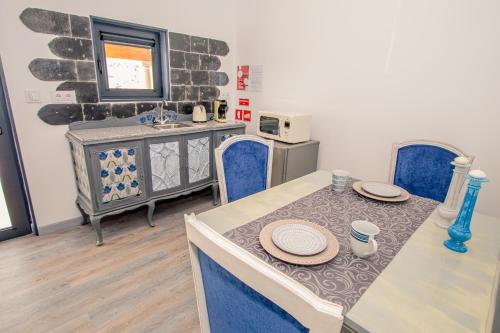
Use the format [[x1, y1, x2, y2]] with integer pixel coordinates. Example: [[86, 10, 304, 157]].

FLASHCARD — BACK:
[[192, 105, 207, 123]]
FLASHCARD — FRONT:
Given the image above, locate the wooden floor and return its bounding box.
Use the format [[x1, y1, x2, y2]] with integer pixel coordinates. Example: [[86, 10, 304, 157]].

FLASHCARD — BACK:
[[0, 190, 215, 333]]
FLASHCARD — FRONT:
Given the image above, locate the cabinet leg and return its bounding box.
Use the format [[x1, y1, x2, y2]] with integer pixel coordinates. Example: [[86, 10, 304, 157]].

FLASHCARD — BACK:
[[76, 203, 90, 225], [147, 202, 156, 227], [212, 183, 219, 206], [90, 216, 103, 246]]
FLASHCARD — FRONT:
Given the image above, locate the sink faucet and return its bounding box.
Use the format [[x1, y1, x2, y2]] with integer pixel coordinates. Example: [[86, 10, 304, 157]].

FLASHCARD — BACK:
[[159, 100, 168, 124]]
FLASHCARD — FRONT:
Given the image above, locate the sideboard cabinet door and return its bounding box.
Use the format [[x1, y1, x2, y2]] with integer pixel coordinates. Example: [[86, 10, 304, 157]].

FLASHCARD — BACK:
[[147, 136, 184, 196], [215, 128, 245, 148], [185, 133, 213, 186], [89, 141, 146, 211]]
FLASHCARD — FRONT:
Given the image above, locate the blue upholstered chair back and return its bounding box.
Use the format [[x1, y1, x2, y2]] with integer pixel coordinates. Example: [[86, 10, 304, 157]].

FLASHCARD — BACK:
[[391, 141, 467, 202], [198, 250, 309, 333], [216, 136, 273, 204]]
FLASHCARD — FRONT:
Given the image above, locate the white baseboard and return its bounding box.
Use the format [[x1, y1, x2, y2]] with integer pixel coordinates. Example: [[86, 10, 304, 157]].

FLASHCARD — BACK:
[[37, 216, 84, 235]]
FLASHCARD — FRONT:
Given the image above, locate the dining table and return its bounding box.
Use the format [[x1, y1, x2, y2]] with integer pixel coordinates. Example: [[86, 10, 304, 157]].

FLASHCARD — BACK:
[[193, 170, 500, 333]]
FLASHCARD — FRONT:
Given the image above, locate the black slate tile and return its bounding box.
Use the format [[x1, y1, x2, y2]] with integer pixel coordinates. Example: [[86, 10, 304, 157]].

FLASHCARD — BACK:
[[209, 72, 229, 86], [70, 15, 91, 39], [20, 8, 70, 36], [170, 69, 191, 85], [200, 86, 220, 100], [83, 103, 111, 121], [48, 37, 93, 60], [169, 32, 190, 52], [185, 53, 200, 70], [111, 103, 136, 118], [199, 101, 213, 114], [200, 55, 221, 71], [77, 61, 96, 81], [208, 39, 229, 56], [137, 102, 158, 114], [169, 50, 185, 69], [29, 58, 76, 81], [57, 81, 98, 103], [186, 86, 199, 101], [170, 85, 186, 101], [178, 102, 195, 114], [191, 71, 209, 85], [162, 102, 178, 112], [191, 36, 208, 53], [38, 104, 82, 125]]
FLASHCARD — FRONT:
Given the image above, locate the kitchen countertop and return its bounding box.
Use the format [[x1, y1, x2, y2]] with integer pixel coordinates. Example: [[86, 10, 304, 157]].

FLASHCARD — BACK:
[[66, 121, 245, 144]]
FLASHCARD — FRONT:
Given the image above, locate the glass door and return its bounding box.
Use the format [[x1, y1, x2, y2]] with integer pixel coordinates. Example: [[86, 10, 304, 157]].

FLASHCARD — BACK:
[[0, 181, 12, 229], [0, 58, 33, 241]]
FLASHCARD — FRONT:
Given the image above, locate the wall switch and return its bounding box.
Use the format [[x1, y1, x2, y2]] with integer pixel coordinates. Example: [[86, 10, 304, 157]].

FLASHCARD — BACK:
[[51, 90, 76, 103], [24, 90, 41, 103]]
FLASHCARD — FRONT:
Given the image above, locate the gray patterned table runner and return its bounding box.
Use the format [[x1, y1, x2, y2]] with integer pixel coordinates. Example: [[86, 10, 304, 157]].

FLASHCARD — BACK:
[[224, 185, 438, 313]]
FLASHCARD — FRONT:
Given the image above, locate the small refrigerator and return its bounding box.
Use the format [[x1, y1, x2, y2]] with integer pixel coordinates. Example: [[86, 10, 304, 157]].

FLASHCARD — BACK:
[[271, 140, 320, 187]]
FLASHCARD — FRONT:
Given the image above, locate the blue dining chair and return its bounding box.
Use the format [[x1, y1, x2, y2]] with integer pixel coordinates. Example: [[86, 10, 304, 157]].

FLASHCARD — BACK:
[[184, 213, 344, 333], [389, 140, 471, 202], [215, 135, 274, 204]]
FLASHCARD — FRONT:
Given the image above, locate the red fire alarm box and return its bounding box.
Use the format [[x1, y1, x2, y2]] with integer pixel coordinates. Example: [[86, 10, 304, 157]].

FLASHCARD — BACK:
[[239, 98, 250, 106]]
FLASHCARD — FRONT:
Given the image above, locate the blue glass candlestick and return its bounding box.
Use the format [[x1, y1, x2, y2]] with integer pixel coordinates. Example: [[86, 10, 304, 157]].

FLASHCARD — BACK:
[[444, 170, 489, 253]]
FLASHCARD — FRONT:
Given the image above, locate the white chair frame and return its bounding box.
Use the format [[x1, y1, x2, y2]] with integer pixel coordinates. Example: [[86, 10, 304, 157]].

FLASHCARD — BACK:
[[185, 213, 344, 333], [388, 139, 473, 184], [215, 135, 274, 205]]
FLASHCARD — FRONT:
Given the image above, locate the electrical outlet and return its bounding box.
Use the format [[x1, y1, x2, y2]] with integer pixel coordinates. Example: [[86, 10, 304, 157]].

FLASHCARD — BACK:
[[51, 90, 76, 103], [24, 90, 41, 103]]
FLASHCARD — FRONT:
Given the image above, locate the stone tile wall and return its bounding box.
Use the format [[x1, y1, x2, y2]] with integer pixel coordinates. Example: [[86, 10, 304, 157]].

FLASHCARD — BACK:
[[20, 8, 230, 125]]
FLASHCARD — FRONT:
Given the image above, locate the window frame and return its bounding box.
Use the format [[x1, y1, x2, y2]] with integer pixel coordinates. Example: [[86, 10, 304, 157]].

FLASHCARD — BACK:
[[90, 16, 169, 101]]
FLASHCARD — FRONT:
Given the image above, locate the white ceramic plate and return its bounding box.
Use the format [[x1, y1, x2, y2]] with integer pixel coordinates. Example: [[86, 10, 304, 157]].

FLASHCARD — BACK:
[[361, 182, 402, 198], [271, 223, 327, 256]]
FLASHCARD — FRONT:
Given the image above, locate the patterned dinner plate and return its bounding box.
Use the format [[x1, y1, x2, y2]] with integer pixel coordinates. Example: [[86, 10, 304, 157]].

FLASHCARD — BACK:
[[361, 182, 402, 198], [259, 219, 339, 266], [272, 224, 327, 256]]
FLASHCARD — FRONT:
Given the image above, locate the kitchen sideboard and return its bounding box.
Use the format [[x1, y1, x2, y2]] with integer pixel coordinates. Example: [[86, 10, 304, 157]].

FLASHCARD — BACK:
[[66, 116, 245, 245]]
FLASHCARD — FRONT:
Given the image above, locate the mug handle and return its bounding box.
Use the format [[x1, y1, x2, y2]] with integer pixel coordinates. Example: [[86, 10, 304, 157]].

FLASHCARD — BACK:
[[363, 237, 378, 257]]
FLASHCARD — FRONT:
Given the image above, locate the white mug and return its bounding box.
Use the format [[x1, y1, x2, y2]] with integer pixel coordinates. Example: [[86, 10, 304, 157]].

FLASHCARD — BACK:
[[332, 170, 350, 193], [350, 220, 380, 258]]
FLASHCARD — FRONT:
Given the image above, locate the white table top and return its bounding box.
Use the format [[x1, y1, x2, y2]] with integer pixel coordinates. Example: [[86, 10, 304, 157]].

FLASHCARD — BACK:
[[196, 170, 500, 333]]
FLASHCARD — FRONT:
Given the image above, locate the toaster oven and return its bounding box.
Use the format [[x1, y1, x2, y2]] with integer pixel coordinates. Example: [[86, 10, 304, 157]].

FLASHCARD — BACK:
[[257, 111, 311, 143]]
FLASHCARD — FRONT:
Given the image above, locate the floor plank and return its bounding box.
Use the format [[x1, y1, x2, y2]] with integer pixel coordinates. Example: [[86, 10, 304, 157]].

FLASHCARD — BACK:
[[0, 190, 214, 333]]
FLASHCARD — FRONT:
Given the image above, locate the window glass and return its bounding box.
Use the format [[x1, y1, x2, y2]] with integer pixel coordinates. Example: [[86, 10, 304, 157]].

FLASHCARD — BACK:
[[259, 116, 280, 135], [104, 42, 154, 90], [91, 17, 168, 100]]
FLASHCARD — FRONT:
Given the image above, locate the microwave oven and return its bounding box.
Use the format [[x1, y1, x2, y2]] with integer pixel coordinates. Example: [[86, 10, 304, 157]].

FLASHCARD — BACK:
[[257, 111, 311, 143]]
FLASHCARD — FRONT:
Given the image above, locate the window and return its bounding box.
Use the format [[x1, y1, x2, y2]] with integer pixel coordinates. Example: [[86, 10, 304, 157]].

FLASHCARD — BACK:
[[91, 17, 169, 101]]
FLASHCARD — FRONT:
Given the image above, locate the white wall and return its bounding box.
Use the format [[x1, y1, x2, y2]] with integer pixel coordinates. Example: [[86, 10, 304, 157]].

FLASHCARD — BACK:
[[0, 0, 237, 227], [235, 0, 500, 217], [2, 0, 499, 227]]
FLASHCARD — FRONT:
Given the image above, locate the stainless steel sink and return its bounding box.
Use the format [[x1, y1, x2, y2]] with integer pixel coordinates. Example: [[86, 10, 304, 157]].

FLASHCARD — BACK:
[[151, 122, 192, 130]]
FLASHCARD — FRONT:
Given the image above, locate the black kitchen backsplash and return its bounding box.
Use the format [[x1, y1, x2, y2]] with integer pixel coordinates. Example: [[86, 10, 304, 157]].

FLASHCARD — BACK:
[[20, 8, 230, 125]]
